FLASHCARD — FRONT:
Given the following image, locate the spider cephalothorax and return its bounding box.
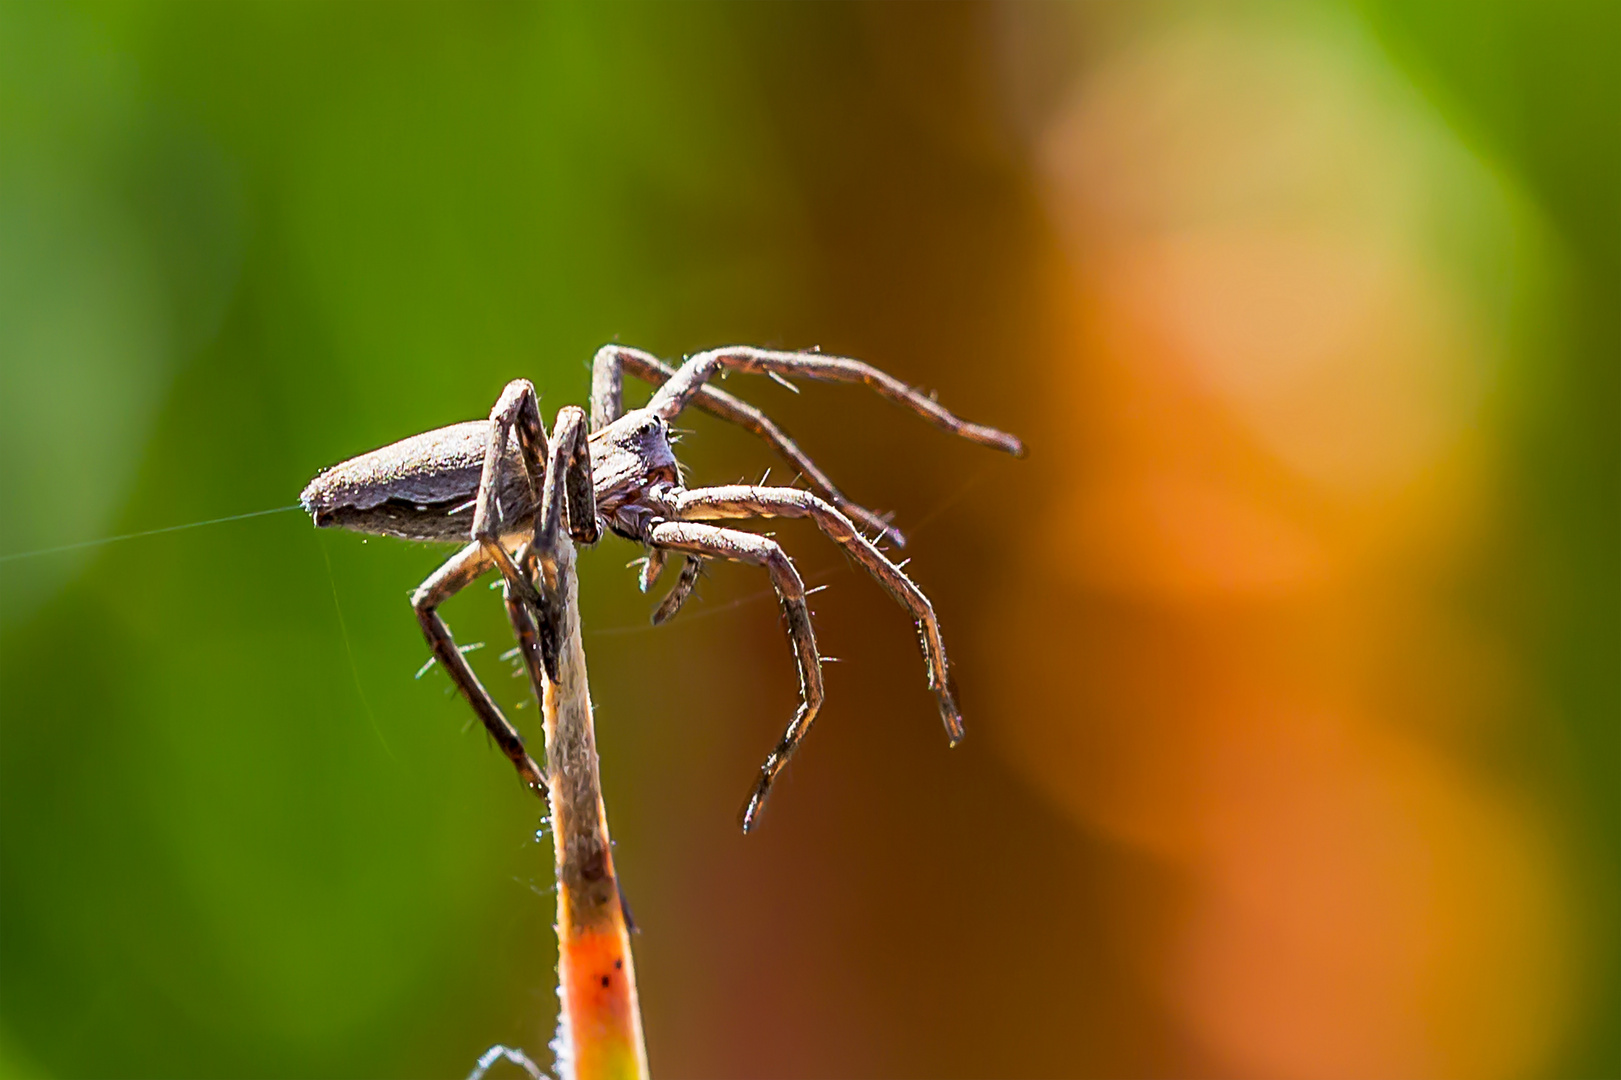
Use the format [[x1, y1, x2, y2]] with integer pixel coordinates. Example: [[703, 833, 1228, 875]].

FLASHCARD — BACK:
[[301, 344, 1024, 831]]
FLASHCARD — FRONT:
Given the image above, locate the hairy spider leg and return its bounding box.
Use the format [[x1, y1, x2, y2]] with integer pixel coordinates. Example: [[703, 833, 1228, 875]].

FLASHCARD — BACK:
[[588, 344, 904, 545], [503, 544, 551, 717], [471, 379, 551, 609], [412, 542, 548, 799], [646, 345, 1027, 457], [645, 521, 823, 832], [504, 407, 601, 681], [637, 546, 669, 592], [669, 484, 963, 745], [651, 554, 704, 625], [467, 1044, 545, 1080], [535, 405, 600, 584]]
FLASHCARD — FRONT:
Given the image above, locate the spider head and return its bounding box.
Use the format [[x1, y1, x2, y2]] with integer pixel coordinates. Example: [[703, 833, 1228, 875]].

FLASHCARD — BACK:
[[589, 407, 680, 510]]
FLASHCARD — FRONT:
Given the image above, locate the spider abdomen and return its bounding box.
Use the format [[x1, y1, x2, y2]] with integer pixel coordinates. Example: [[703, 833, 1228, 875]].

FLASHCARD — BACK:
[[301, 421, 534, 543]]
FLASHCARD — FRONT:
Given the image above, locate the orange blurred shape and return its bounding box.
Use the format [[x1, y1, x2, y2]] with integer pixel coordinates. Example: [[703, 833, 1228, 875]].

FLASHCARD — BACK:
[[985, 11, 1580, 1078]]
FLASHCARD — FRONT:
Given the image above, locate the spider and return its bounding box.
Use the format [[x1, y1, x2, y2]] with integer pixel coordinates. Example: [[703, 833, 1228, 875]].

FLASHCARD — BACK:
[[300, 345, 1024, 831]]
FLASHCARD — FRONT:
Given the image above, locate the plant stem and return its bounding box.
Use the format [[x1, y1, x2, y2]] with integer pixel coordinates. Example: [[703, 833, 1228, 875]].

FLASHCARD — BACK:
[[507, 537, 649, 1080]]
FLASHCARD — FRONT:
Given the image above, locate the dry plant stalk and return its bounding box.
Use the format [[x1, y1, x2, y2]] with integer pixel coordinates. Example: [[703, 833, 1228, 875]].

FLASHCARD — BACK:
[[507, 537, 648, 1080]]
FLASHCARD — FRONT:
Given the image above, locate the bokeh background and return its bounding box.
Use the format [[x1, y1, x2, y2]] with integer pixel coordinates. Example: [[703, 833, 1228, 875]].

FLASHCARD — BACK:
[[1, 2, 1615, 1078]]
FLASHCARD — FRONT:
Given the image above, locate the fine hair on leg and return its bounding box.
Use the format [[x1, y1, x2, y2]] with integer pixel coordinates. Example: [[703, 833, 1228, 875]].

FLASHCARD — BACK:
[[669, 484, 963, 743]]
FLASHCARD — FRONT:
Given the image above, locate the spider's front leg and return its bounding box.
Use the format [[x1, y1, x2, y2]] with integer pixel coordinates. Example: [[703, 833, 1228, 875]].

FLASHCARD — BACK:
[[645, 521, 822, 832], [646, 345, 1026, 457], [589, 343, 902, 543], [668, 484, 964, 743]]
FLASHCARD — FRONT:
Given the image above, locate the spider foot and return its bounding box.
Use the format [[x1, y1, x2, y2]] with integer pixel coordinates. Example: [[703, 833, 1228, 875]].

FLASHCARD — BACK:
[[939, 674, 965, 747], [739, 764, 776, 835]]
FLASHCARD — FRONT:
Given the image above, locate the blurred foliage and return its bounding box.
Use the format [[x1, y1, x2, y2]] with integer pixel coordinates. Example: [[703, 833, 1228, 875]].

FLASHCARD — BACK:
[[0, 2, 1614, 1078]]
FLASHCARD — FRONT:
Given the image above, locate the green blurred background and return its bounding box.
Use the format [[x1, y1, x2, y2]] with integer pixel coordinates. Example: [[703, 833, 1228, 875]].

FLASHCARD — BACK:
[[1, 3, 1615, 1077]]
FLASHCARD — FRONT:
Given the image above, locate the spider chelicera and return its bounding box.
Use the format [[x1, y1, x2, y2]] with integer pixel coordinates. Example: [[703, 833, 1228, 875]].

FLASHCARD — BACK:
[[300, 345, 1024, 831]]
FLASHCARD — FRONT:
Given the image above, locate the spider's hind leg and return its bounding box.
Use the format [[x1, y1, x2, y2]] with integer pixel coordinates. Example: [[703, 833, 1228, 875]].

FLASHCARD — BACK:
[[412, 542, 548, 798]]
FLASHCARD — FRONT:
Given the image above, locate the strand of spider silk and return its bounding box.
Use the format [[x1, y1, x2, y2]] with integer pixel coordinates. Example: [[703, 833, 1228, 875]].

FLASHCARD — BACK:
[[528, 537, 649, 1080], [318, 533, 400, 765], [0, 505, 303, 563]]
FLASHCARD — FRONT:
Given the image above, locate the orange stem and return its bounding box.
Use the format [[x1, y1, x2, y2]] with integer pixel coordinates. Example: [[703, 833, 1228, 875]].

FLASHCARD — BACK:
[[510, 538, 648, 1080]]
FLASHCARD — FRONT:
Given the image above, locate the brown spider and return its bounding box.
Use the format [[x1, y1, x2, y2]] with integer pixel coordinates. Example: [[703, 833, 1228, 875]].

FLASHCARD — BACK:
[[300, 345, 1024, 831]]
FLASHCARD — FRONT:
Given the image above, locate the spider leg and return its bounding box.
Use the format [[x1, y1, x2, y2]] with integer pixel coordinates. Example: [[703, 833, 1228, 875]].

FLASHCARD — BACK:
[[670, 485, 963, 744], [485, 405, 599, 681], [471, 379, 550, 610], [412, 541, 548, 798], [635, 546, 670, 593], [647, 345, 1026, 457], [535, 405, 599, 579], [589, 344, 631, 432], [504, 544, 555, 709], [646, 521, 822, 832], [589, 344, 904, 544], [467, 1044, 546, 1080], [651, 555, 703, 625]]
